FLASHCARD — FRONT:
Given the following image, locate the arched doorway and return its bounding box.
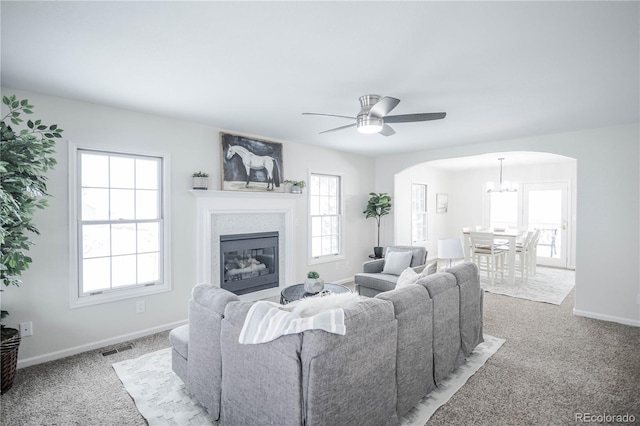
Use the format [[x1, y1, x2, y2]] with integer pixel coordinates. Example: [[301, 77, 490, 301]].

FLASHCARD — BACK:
[[393, 151, 577, 269]]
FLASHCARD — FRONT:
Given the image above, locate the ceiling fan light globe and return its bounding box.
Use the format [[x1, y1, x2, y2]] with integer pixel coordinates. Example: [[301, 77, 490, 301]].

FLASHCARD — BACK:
[[358, 124, 383, 134], [357, 117, 383, 134]]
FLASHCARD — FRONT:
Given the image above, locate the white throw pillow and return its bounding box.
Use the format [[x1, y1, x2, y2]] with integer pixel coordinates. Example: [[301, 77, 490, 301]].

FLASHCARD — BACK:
[[288, 292, 362, 317], [424, 260, 438, 275], [396, 267, 421, 288], [382, 250, 413, 276]]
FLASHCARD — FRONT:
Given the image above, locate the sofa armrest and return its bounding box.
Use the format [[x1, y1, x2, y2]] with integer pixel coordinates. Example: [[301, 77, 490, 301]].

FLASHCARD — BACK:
[[188, 285, 239, 419], [362, 258, 385, 273]]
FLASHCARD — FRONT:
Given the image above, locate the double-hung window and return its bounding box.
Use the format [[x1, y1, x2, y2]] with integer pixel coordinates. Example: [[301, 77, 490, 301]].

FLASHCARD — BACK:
[[70, 147, 170, 307], [412, 183, 428, 243], [309, 173, 343, 262]]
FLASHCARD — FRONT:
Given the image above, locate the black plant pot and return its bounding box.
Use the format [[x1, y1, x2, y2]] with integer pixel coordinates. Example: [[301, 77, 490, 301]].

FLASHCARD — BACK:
[[1, 327, 21, 394], [373, 247, 384, 258]]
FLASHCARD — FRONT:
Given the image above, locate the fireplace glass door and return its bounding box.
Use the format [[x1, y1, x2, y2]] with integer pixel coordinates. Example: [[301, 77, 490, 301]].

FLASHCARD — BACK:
[[220, 232, 279, 295]]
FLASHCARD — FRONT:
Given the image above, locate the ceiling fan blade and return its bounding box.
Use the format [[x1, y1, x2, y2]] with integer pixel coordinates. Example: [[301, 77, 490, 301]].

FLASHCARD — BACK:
[[368, 96, 400, 118], [302, 112, 356, 120], [319, 123, 357, 134], [379, 124, 396, 136], [384, 112, 446, 123]]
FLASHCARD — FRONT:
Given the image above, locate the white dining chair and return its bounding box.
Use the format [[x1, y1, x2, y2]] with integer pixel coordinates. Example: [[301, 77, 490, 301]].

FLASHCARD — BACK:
[[528, 229, 541, 276], [504, 231, 535, 283], [469, 232, 507, 285], [461, 227, 473, 261]]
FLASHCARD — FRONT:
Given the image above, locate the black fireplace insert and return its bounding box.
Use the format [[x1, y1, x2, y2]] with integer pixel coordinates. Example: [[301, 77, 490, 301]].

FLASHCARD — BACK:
[[220, 231, 279, 295]]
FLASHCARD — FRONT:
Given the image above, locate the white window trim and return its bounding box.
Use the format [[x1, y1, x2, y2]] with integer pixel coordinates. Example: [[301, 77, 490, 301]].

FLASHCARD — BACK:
[[411, 181, 428, 244], [68, 142, 172, 309], [307, 170, 346, 265]]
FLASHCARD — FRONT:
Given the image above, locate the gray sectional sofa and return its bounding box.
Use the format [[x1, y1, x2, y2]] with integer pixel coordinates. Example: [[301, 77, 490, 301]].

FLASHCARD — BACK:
[[170, 262, 483, 426]]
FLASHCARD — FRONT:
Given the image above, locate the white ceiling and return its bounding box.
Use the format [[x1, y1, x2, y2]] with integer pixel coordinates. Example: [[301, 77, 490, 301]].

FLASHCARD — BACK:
[[2, 2, 638, 158]]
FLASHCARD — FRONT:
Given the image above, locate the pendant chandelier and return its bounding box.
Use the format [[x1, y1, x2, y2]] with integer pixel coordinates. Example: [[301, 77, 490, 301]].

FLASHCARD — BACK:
[[486, 158, 517, 193]]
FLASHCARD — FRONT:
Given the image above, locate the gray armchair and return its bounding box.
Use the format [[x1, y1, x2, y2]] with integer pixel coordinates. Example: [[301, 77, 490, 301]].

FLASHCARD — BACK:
[[355, 245, 429, 297]]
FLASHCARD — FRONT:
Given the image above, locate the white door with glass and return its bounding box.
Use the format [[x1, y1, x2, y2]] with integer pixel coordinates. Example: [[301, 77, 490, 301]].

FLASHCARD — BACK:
[[522, 182, 569, 268]]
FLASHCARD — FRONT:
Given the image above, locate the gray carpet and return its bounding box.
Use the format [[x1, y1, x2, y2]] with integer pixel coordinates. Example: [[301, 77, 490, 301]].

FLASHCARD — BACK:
[[2, 288, 639, 425]]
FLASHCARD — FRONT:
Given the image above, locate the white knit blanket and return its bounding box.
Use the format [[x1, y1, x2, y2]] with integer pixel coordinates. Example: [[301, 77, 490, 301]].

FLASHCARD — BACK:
[[238, 301, 346, 344]]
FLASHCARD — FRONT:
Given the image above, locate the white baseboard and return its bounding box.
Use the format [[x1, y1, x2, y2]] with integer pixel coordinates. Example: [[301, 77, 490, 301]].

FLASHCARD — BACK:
[[573, 309, 640, 327], [17, 319, 188, 369]]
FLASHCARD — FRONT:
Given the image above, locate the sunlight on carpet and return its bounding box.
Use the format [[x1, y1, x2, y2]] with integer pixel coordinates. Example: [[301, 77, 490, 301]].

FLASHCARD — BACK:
[[113, 335, 505, 426], [479, 266, 574, 305]]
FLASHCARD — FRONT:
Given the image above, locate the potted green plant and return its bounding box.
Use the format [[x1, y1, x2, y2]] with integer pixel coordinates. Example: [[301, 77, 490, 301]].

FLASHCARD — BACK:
[[304, 271, 324, 294], [192, 171, 209, 190], [363, 192, 392, 258], [1, 95, 62, 393], [284, 179, 306, 194]]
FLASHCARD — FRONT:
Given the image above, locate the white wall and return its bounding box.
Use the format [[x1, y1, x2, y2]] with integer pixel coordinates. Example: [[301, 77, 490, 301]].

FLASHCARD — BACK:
[[376, 125, 640, 326], [1, 88, 376, 365], [394, 164, 455, 259], [395, 157, 578, 267]]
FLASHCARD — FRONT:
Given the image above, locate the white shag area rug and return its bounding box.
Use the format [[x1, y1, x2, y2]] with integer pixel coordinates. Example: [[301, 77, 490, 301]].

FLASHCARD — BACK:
[[113, 334, 505, 426], [480, 266, 575, 305]]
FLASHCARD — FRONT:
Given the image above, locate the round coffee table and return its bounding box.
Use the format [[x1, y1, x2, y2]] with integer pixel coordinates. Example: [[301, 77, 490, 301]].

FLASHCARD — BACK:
[[280, 283, 351, 305]]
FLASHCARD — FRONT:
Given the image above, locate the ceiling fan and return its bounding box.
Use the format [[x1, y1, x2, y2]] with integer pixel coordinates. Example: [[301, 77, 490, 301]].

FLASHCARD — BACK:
[[302, 95, 446, 136]]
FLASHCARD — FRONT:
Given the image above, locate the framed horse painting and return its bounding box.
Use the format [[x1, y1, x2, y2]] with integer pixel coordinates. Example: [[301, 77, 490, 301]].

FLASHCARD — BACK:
[[220, 132, 284, 192]]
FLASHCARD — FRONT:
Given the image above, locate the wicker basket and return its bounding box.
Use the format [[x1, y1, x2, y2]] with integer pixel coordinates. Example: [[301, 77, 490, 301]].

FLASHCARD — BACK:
[[1, 328, 21, 394]]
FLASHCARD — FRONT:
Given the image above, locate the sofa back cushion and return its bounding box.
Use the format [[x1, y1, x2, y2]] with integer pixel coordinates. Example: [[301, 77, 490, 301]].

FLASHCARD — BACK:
[[221, 300, 304, 425], [447, 262, 484, 356], [301, 298, 398, 426], [415, 272, 462, 384], [376, 285, 435, 418]]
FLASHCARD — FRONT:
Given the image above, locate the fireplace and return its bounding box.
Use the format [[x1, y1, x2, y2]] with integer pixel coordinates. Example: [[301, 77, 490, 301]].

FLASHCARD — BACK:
[[193, 190, 295, 301], [220, 231, 279, 295]]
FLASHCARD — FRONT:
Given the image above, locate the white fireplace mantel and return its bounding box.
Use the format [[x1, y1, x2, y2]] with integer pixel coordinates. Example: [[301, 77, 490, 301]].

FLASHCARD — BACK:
[[189, 189, 303, 199], [192, 190, 299, 301]]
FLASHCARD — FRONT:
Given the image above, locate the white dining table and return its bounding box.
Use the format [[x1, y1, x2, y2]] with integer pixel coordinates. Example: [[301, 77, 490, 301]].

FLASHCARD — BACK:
[[463, 228, 528, 285]]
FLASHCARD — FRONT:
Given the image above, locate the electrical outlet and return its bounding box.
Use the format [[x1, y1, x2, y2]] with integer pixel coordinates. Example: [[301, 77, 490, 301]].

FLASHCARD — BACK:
[[19, 321, 33, 337], [136, 300, 146, 314]]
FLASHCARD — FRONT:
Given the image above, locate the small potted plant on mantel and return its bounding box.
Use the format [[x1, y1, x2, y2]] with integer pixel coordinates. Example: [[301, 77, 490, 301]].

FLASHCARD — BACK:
[[192, 171, 209, 190], [304, 271, 324, 294], [284, 179, 306, 194]]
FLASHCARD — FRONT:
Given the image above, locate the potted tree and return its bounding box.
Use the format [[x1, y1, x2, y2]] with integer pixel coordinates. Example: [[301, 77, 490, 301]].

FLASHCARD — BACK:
[[192, 171, 209, 190], [1, 95, 62, 393], [304, 271, 324, 294], [284, 179, 306, 194], [363, 192, 392, 258]]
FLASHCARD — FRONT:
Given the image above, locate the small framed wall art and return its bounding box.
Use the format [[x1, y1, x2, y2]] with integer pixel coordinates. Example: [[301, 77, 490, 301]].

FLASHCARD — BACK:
[[436, 193, 448, 214]]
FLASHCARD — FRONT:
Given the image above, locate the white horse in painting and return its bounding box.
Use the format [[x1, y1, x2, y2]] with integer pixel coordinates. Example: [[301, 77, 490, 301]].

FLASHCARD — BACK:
[[226, 145, 281, 190]]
